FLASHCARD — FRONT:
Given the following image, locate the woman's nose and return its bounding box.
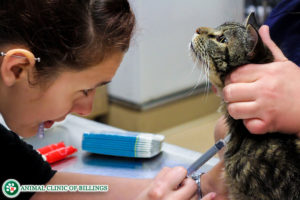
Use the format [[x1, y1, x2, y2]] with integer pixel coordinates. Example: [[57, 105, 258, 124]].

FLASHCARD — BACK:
[[71, 93, 95, 116]]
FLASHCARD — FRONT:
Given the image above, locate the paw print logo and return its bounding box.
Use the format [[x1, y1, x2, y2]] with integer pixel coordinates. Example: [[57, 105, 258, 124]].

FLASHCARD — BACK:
[[2, 179, 21, 198], [6, 183, 16, 193]]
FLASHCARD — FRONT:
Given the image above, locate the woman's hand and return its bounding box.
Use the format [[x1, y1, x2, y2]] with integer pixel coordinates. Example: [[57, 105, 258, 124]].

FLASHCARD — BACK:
[[136, 166, 198, 200], [223, 25, 300, 137]]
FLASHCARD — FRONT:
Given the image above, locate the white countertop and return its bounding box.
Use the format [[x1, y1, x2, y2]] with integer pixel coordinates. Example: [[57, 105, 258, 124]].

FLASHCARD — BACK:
[[2, 114, 218, 179]]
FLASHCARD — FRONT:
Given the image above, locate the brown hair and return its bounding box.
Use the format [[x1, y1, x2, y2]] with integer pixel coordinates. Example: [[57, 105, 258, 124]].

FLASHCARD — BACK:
[[0, 0, 135, 82]]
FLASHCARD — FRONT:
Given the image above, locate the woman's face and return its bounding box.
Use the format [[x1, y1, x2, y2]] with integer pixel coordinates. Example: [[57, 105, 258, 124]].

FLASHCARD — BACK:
[[1, 52, 124, 137]]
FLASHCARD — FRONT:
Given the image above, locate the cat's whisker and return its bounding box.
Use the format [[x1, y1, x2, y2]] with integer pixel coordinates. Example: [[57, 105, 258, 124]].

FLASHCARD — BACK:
[[186, 57, 204, 97], [191, 59, 199, 74], [189, 44, 211, 97], [202, 55, 210, 95]]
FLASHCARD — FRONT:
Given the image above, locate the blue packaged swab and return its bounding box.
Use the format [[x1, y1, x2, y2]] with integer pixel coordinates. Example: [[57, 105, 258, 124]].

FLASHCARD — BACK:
[[82, 131, 164, 158]]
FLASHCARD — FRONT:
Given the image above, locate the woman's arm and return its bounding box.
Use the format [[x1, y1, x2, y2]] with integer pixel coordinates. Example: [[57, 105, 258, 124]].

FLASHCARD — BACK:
[[31, 172, 150, 200], [31, 166, 198, 200]]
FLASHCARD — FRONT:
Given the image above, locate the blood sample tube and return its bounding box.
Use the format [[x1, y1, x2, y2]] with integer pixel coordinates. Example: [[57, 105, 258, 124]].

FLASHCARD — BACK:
[[37, 141, 66, 155], [42, 146, 77, 163]]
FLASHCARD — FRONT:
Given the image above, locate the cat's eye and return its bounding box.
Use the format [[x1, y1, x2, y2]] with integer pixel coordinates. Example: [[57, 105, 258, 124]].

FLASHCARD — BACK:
[[217, 35, 228, 43], [208, 34, 215, 38]]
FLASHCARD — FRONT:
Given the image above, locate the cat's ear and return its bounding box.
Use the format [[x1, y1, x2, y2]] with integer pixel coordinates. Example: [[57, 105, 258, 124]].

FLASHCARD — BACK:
[[246, 24, 267, 62], [245, 12, 259, 30], [247, 23, 259, 58], [245, 12, 263, 59], [246, 12, 269, 61]]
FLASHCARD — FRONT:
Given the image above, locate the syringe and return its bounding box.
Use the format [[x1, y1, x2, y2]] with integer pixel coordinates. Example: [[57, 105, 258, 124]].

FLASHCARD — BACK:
[[187, 134, 231, 176]]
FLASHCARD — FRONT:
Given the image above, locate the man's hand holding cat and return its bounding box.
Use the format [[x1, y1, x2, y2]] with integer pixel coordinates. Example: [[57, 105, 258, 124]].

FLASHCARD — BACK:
[[223, 25, 300, 137]]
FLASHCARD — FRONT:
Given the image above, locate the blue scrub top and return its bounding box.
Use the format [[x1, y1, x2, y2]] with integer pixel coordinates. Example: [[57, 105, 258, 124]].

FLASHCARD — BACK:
[[264, 0, 300, 65]]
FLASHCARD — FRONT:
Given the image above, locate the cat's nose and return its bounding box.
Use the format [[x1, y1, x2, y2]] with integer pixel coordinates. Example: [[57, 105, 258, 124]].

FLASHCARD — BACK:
[[196, 27, 208, 34], [196, 27, 211, 34], [196, 28, 202, 34]]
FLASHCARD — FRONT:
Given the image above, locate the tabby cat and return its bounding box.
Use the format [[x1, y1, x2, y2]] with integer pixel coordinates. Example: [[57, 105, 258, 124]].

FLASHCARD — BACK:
[[190, 13, 300, 200]]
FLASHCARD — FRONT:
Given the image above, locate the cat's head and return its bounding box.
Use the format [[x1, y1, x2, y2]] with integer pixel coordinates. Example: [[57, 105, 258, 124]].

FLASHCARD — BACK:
[[190, 13, 272, 89]]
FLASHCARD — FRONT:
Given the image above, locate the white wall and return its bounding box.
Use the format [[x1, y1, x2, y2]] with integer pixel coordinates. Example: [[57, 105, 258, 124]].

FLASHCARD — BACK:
[[108, 0, 244, 106]]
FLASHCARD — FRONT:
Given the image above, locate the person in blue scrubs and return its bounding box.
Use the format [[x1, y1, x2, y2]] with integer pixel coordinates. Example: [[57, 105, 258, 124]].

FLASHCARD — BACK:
[[265, 0, 300, 66]]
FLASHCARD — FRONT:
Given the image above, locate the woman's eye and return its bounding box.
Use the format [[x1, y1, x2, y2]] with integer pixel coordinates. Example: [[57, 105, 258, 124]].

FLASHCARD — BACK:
[[82, 89, 90, 97], [82, 88, 97, 97], [217, 35, 228, 43]]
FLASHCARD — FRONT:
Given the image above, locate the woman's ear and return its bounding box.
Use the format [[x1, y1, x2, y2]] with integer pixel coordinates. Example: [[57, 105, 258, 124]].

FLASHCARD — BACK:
[[0, 49, 37, 87]]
